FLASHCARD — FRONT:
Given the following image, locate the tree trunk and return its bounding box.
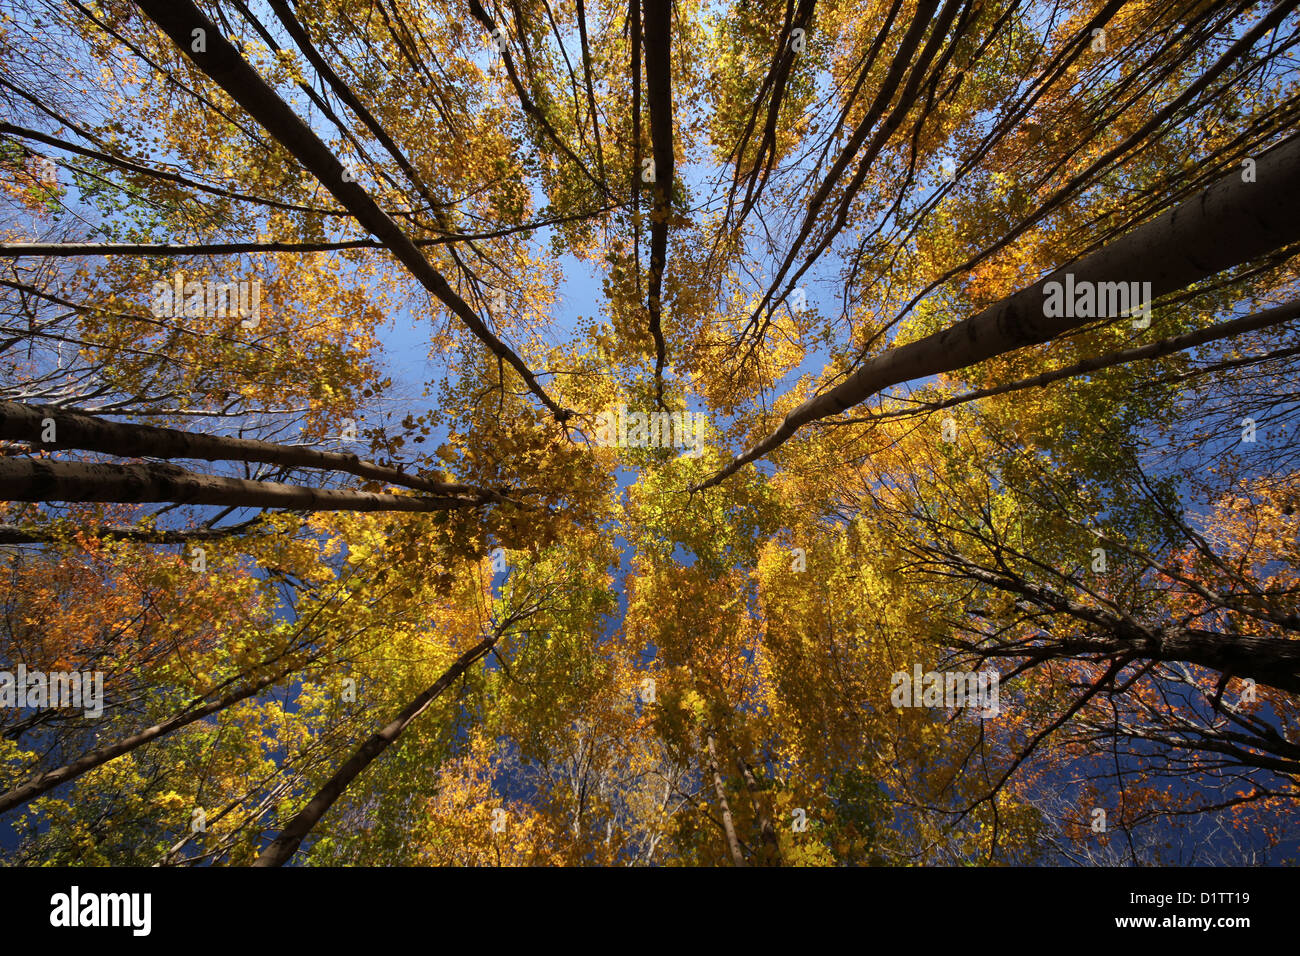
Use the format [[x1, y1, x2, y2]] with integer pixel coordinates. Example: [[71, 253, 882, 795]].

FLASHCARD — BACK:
[[630, 0, 642, 299], [132, 0, 572, 423], [252, 636, 497, 866], [705, 730, 746, 866], [694, 132, 1300, 490], [642, 0, 672, 392], [1147, 628, 1300, 697], [735, 748, 782, 865], [0, 400, 472, 495], [0, 458, 481, 512], [846, 299, 1300, 422]]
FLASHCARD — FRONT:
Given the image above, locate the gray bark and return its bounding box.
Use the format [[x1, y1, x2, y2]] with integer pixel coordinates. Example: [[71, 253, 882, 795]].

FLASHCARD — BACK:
[[694, 132, 1300, 490], [705, 730, 746, 866], [0, 400, 472, 495], [0, 458, 482, 512], [132, 0, 572, 423], [251, 635, 497, 866]]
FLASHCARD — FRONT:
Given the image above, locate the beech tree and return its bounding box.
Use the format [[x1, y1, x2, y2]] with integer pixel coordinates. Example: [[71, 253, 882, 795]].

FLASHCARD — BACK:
[[1, 0, 1298, 865]]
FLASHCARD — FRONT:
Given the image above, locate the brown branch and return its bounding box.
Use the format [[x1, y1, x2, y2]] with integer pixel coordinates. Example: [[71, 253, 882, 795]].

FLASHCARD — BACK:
[[131, 0, 573, 423]]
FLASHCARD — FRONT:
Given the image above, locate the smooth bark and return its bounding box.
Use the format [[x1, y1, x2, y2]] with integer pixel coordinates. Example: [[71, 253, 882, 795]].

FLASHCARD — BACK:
[[0, 400, 473, 495], [705, 730, 746, 866], [133, 0, 572, 422], [694, 132, 1300, 490], [251, 635, 497, 866], [0, 458, 482, 512]]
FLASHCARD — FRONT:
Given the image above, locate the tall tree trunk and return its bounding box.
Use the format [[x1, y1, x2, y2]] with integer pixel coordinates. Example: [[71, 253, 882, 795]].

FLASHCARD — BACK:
[[462, 0, 601, 194], [641, 0, 672, 398], [734, 747, 782, 865], [630, 0, 643, 300], [575, 0, 606, 186], [132, 0, 572, 423], [252, 635, 497, 866], [0, 458, 483, 512], [694, 132, 1300, 490], [852, 299, 1300, 421], [0, 400, 474, 495], [705, 730, 746, 866]]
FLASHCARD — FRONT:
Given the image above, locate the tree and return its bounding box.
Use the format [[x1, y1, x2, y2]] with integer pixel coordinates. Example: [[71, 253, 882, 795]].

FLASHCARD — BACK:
[[1, 0, 1298, 866]]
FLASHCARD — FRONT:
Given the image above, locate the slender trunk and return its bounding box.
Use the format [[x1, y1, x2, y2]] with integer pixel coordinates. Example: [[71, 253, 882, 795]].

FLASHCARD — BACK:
[[0, 656, 305, 815], [705, 730, 746, 866], [0, 457, 481, 512], [735, 748, 782, 865], [630, 0, 642, 299], [0, 400, 471, 495], [133, 0, 572, 423], [265, 0, 446, 220], [735, 0, 818, 213], [462, 0, 605, 195], [252, 636, 496, 866], [742, 0, 938, 327], [641, 0, 672, 396], [575, 0, 606, 186], [694, 132, 1300, 490]]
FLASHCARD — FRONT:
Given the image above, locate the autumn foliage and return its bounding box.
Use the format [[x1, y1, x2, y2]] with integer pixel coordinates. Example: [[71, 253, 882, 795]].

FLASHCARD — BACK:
[[0, 0, 1298, 865]]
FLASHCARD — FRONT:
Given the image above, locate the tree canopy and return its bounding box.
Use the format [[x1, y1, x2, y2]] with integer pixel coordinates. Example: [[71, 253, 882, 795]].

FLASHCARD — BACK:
[[1, 0, 1298, 866]]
